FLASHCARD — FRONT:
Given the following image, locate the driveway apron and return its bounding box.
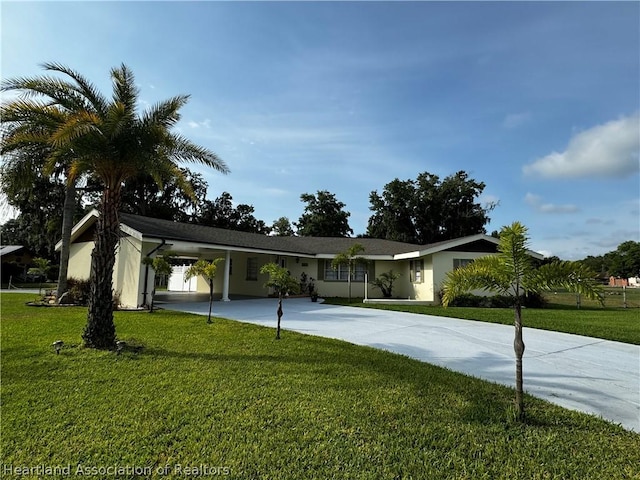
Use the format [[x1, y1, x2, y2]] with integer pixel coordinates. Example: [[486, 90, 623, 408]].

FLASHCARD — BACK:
[[161, 297, 640, 433]]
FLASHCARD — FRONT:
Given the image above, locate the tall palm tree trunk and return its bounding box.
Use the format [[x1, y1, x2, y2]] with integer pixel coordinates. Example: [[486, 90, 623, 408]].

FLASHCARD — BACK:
[[83, 185, 120, 349], [513, 301, 525, 420], [56, 182, 76, 300]]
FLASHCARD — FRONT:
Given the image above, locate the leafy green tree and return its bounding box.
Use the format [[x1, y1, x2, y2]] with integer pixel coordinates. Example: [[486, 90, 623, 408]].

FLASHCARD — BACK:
[[296, 190, 353, 237], [370, 270, 401, 298], [367, 179, 417, 243], [332, 243, 367, 303], [120, 168, 208, 222], [578, 241, 640, 280], [608, 241, 640, 278], [271, 216, 296, 236], [441, 222, 603, 421], [368, 171, 495, 244], [2, 63, 229, 349], [260, 262, 300, 339], [0, 162, 66, 260], [185, 258, 225, 324], [196, 192, 270, 234], [579, 255, 609, 279]]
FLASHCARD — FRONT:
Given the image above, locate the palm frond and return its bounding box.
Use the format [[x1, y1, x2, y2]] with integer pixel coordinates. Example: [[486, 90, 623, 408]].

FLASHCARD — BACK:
[[168, 134, 229, 173], [441, 255, 511, 306], [49, 110, 100, 148], [533, 261, 604, 304], [110, 64, 139, 115], [141, 95, 190, 129], [497, 221, 533, 283], [42, 62, 108, 116]]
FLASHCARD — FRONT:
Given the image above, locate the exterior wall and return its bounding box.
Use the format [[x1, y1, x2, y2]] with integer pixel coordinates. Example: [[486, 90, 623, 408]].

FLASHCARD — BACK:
[[114, 236, 144, 308], [67, 242, 93, 279], [431, 250, 495, 302], [410, 255, 435, 301], [66, 237, 146, 308], [368, 260, 411, 299]]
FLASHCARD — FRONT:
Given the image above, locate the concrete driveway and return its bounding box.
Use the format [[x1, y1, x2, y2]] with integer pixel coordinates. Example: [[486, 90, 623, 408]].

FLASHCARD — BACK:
[[160, 296, 640, 433]]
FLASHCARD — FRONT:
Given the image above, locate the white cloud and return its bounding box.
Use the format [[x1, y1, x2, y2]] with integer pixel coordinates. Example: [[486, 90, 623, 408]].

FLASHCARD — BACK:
[[525, 193, 579, 213], [523, 113, 640, 178], [187, 119, 211, 129], [585, 217, 614, 226], [503, 112, 531, 129]]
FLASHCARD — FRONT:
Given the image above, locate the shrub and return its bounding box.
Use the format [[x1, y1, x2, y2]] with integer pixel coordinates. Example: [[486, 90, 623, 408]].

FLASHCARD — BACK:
[[439, 292, 547, 309], [65, 277, 91, 305], [370, 270, 401, 298]]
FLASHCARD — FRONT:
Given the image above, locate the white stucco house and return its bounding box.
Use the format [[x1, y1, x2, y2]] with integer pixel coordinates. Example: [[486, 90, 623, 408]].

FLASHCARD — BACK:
[[58, 210, 544, 309]]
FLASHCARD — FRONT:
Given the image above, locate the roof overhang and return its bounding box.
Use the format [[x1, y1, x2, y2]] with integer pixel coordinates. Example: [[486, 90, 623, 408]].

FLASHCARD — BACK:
[[58, 212, 545, 261], [393, 234, 544, 260], [55, 209, 99, 251]]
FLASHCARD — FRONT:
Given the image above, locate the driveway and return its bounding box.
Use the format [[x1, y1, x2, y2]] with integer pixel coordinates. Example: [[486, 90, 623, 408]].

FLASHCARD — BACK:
[[160, 296, 640, 433]]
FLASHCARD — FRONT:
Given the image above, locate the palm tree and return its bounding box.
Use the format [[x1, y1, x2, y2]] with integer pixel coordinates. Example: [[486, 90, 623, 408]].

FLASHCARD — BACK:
[[332, 243, 367, 303], [184, 258, 225, 324], [0, 98, 77, 301], [441, 222, 603, 421], [2, 63, 229, 349], [260, 262, 300, 339]]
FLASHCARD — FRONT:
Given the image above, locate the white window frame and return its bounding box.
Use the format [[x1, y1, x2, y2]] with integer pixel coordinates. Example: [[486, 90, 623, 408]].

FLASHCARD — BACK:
[[324, 260, 367, 282], [410, 259, 424, 283]]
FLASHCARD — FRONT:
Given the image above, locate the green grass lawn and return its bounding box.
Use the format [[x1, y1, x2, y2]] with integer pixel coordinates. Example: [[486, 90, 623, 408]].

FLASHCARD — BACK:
[[2, 293, 639, 479], [325, 289, 640, 345]]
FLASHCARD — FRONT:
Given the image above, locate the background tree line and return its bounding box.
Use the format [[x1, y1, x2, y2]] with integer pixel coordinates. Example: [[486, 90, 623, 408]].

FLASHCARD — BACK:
[[2, 163, 636, 276]]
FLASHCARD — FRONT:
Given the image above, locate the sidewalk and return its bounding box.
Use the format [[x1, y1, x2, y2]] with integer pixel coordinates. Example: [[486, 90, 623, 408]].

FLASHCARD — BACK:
[[163, 297, 639, 432]]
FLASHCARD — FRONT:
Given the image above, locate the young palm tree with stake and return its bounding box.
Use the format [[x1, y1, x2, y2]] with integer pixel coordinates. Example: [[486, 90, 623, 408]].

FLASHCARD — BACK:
[[441, 222, 603, 420]]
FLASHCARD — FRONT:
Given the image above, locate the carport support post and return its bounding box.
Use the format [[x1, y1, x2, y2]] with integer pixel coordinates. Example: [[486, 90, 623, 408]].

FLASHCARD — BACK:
[[222, 250, 231, 301], [364, 272, 368, 301]]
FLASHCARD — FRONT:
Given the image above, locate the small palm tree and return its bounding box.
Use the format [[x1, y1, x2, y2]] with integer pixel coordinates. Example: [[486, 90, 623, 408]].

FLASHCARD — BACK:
[[260, 262, 300, 339], [142, 252, 174, 313], [441, 222, 603, 421], [332, 243, 367, 303], [28, 257, 52, 297], [370, 270, 401, 298], [185, 258, 225, 324], [2, 63, 229, 349]]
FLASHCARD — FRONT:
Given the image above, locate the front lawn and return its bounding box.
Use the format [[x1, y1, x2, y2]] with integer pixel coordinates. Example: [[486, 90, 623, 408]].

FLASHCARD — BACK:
[[2, 293, 639, 479]]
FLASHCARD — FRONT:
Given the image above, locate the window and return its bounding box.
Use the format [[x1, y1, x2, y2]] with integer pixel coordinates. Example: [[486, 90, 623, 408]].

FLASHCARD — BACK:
[[323, 260, 367, 282], [453, 258, 474, 270], [410, 259, 424, 283], [246, 257, 258, 281]]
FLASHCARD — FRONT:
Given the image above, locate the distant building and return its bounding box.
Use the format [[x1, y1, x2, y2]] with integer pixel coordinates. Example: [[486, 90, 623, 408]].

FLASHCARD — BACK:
[[609, 276, 638, 287], [0, 245, 34, 282]]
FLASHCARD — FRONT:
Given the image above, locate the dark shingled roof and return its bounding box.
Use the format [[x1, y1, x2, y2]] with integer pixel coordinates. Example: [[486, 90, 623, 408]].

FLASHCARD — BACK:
[[119, 213, 424, 256]]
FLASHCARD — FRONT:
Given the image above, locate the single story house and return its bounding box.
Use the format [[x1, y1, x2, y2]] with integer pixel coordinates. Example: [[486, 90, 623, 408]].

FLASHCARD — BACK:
[[0, 245, 34, 282], [59, 210, 544, 308]]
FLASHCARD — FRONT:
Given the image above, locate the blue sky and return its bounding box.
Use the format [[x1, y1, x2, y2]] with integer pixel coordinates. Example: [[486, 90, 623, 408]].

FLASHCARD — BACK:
[[2, 1, 638, 259]]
